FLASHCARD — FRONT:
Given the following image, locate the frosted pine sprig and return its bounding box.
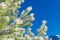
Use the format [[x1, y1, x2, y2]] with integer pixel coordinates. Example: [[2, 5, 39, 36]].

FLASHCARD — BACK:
[[0, 0, 49, 40], [27, 6, 32, 11]]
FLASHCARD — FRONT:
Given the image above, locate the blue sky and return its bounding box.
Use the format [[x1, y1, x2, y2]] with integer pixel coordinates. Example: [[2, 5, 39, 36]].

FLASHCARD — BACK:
[[19, 0, 60, 36]]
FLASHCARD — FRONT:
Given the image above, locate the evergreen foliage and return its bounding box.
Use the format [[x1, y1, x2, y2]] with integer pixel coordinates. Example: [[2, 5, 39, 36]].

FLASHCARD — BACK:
[[0, 0, 48, 40]]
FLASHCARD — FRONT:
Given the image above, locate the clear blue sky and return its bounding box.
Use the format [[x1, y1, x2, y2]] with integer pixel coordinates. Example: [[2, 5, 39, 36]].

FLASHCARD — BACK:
[[19, 0, 60, 36]]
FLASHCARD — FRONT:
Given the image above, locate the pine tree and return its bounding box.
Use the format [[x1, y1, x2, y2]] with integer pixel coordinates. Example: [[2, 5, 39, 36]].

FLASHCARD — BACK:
[[0, 0, 49, 40]]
